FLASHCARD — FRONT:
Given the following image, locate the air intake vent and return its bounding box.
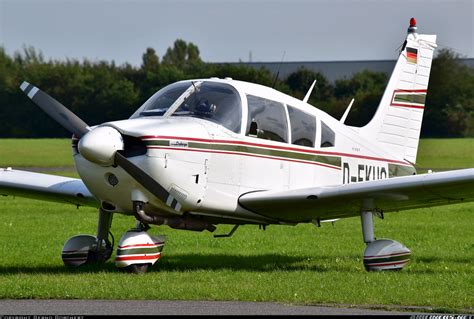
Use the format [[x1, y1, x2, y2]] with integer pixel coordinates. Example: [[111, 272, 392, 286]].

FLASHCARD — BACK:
[[169, 184, 188, 202], [122, 135, 147, 157]]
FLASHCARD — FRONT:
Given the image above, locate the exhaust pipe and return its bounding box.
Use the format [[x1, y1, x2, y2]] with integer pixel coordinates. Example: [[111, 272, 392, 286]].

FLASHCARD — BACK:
[[133, 201, 216, 232]]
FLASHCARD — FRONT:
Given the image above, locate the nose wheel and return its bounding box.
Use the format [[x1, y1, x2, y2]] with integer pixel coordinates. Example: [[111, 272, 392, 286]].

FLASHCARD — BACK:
[[123, 263, 152, 274], [115, 221, 166, 274]]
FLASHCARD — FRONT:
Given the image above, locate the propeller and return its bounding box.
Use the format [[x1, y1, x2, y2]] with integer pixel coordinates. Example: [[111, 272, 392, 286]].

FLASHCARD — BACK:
[[19, 81, 181, 212], [20, 82, 90, 138]]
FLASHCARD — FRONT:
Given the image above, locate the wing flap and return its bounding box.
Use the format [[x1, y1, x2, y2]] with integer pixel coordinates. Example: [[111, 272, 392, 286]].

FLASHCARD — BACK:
[[239, 168, 474, 222], [0, 168, 98, 208]]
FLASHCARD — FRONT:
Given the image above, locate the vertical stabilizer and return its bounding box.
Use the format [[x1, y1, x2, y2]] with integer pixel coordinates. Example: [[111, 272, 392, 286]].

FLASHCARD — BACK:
[[359, 18, 437, 163]]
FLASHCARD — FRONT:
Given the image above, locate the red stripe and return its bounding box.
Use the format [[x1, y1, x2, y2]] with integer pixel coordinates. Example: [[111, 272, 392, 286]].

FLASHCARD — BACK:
[[407, 52, 417, 58], [365, 260, 409, 267], [148, 146, 341, 170], [393, 89, 426, 93], [390, 103, 425, 109], [364, 252, 411, 259], [118, 243, 160, 249], [116, 253, 161, 261], [141, 135, 410, 166]]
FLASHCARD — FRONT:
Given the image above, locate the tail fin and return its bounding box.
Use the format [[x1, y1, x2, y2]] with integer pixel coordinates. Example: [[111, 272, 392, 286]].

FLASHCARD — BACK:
[[359, 19, 437, 164]]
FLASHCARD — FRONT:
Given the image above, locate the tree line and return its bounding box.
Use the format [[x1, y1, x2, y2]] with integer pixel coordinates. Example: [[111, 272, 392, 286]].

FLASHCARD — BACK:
[[0, 39, 473, 138]]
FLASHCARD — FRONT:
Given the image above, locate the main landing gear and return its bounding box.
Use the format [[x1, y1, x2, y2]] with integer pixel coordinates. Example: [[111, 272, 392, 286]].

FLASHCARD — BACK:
[[61, 209, 114, 266], [360, 211, 411, 271], [61, 208, 165, 273]]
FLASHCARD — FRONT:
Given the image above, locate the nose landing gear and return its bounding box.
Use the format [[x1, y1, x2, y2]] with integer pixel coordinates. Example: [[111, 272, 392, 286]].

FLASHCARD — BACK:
[[61, 207, 165, 274], [115, 222, 166, 274]]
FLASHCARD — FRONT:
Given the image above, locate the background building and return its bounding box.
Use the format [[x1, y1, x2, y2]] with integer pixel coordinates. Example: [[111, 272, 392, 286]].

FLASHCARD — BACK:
[[230, 59, 474, 82]]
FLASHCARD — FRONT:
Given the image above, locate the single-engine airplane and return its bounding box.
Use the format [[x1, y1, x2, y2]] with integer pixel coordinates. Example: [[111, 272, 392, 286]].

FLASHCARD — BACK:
[[1, 19, 473, 273]]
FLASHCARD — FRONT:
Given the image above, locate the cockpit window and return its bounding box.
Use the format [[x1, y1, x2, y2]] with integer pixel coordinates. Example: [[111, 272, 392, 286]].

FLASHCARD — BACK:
[[321, 121, 335, 147], [288, 106, 316, 147], [170, 82, 242, 133], [132, 82, 190, 118]]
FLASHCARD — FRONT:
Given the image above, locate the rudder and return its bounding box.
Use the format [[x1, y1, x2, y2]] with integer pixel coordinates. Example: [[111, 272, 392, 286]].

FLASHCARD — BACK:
[[359, 19, 437, 164]]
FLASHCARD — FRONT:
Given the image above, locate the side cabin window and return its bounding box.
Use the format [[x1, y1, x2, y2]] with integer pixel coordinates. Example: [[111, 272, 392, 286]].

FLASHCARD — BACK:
[[287, 106, 316, 147], [246, 95, 288, 143], [321, 121, 335, 148]]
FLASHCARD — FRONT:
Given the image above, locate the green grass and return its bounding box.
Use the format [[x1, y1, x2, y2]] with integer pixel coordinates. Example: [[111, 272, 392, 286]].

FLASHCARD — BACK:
[[0, 138, 473, 312], [0, 138, 74, 168], [417, 138, 474, 170]]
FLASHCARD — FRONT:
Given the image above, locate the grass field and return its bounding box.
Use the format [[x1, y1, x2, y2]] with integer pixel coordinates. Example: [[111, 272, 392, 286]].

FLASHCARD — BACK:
[[0, 138, 473, 313]]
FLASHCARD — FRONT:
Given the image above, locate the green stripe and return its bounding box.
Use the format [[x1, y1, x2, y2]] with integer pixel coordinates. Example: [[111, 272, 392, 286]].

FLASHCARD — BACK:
[[394, 94, 425, 105], [146, 140, 341, 167], [116, 247, 162, 256], [389, 164, 416, 177], [147, 140, 169, 147]]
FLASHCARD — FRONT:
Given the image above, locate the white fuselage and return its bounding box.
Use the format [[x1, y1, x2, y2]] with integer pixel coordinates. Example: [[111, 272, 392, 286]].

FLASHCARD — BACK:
[[74, 79, 415, 224]]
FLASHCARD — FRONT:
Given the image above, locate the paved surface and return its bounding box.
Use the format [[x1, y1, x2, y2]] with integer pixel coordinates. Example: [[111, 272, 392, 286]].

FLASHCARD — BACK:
[[0, 300, 422, 315]]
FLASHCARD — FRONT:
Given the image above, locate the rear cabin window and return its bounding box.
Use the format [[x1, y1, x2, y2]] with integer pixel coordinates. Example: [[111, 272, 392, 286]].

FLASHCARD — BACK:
[[321, 121, 335, 148], [287, 106, 316, 147], [246, 95, 288, 143]]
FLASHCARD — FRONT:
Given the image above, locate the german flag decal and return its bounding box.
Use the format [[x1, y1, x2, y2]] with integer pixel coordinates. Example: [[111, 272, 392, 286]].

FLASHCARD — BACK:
[[407, 47, 418, 64], [390, 89, 426, 109]]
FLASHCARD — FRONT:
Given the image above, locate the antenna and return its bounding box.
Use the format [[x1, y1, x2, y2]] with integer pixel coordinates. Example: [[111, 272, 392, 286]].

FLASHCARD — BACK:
[[272, 51, 286, 89], [302, 80, 317, 103], [340, 98, 355, 124]]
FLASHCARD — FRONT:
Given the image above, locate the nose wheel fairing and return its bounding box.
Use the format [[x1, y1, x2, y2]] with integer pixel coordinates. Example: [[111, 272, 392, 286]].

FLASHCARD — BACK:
[[115, 229, 165, 271]]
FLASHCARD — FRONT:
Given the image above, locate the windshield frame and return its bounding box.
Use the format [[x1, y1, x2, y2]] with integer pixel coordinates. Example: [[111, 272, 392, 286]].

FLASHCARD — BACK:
[[163, 81, 203, 118], [130, 81, 192, 118]]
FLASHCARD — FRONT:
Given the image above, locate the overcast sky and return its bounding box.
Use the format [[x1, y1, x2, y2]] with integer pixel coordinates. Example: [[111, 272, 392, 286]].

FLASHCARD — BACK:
[[0, 0, 473, 66]]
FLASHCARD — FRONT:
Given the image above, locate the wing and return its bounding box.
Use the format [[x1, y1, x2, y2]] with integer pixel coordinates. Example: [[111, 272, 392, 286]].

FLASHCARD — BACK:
[[239, 168, 474, 223], [0, 168, 98, 208]]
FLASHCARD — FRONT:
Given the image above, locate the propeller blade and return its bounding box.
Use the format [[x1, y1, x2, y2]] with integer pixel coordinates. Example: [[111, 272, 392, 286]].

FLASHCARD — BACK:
[[20, 81, 90, 138], [114, 152, 181, 211]]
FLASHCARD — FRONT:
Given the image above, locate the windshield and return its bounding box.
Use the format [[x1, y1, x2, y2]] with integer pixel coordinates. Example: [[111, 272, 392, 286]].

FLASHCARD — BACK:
[[171, 82, 242, 133], [131, 82, 190, 118], [170, 82, 242, 133], [132, 81, 242, 133]]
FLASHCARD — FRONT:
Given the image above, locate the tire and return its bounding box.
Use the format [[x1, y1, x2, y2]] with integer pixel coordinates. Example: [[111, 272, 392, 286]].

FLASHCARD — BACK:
[[122, 263, 151, 274]]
